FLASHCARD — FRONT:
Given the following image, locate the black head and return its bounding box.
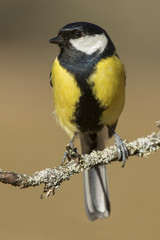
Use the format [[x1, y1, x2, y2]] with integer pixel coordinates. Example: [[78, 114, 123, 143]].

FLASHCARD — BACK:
[[49, 22, 104, 43], [49, 22, 115, 56]]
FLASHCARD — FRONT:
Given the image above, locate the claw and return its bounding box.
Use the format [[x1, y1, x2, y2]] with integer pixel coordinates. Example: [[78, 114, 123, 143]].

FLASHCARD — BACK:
[[61, 134, 76, 165], [114, 134, 128, 167], [108, 126, 128, 167]]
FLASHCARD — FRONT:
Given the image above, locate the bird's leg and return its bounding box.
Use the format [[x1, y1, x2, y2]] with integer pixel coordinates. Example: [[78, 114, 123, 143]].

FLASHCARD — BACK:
[[61, 134, 77, 165], [108, 127, 128, 167]]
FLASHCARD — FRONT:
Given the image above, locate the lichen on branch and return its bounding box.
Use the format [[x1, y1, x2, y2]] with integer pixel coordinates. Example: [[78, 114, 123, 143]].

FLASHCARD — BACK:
[[0, 122, 160, 197]]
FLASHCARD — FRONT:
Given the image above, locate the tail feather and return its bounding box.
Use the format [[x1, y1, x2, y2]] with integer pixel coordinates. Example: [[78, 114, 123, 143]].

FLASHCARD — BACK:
[[80, 129, 110, 221]]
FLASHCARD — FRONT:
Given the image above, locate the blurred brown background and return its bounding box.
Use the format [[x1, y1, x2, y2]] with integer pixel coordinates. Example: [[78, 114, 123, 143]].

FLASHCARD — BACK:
[[0, 0, 160, 239]]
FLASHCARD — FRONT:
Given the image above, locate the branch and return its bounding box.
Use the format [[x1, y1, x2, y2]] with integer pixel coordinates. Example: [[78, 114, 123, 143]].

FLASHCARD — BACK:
[[1, 121, 160, 197]]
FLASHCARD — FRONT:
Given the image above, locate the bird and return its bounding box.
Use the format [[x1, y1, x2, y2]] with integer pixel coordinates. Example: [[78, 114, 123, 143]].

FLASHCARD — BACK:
[[49, 22, 128, 221]]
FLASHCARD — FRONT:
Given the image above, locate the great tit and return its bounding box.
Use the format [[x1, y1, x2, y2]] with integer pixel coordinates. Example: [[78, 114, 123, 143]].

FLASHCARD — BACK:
[[49, 22, 128, 221]]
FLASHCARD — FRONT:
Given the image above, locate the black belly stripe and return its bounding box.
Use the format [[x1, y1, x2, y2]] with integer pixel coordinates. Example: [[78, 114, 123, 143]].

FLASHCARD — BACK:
[[58, 42, 115, 133], [74, 82, 105, 133]]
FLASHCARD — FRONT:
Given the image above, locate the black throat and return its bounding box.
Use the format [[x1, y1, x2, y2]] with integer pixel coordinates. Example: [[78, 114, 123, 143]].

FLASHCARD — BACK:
[[58, 42, 115, 133]]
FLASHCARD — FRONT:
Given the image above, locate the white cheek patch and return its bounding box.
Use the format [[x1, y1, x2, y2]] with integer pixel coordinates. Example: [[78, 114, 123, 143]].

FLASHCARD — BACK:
[[69, 33, 108, 55]]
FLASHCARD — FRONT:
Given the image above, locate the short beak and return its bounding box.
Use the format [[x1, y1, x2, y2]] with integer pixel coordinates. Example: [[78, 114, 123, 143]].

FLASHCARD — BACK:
[[49, 35, 65, 44]]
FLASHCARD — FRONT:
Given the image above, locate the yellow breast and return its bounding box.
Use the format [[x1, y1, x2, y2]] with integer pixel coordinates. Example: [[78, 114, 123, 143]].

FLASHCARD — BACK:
[[51, 55, 125, 137], [51, 58, 81, 137], [88, 55, 125, 126]]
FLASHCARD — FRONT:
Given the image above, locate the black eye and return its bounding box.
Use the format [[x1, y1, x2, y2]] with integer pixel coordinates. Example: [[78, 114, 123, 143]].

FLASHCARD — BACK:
[[74, 31, 83, 38]]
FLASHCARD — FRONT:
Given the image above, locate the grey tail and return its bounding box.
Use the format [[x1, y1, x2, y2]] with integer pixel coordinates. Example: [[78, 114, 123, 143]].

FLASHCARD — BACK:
[[80, 130, 110, 221]]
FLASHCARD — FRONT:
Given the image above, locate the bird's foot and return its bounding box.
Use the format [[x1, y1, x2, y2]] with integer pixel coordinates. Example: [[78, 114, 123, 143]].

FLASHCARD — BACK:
[[114, 133, 128, 167], [61, 135, 79, 165], [108, 126, 128, 167]]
